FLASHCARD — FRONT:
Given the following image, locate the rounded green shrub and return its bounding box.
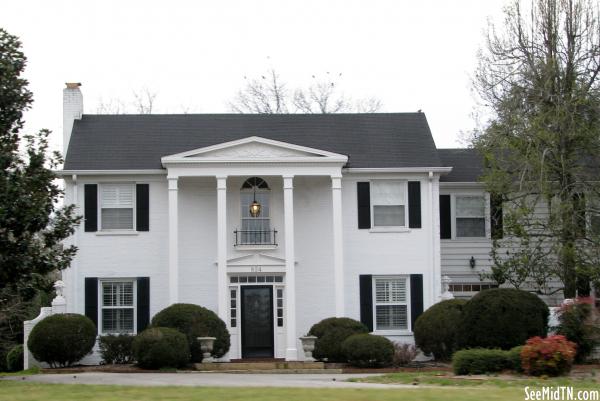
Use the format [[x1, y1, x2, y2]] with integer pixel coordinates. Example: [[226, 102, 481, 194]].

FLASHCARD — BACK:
[[452, 348, 512, 375], [414, 299, 466, 361], [133, 327, 190, 369], [308, 317, 369, 362], [458, 288, 549, 350], [341, 334, 394, 368], [28, 314, 96, 368], [151, 303, 230, 362], [6, 344, 24, 372]]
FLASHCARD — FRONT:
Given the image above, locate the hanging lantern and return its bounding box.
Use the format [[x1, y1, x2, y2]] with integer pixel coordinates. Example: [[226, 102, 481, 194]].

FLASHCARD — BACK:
[[249, 199, 261, 217], [249, 187, 261, 217]]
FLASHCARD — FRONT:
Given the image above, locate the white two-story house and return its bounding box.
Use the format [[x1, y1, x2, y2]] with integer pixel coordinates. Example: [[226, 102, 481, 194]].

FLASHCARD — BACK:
[[57, 83, 504, 362]]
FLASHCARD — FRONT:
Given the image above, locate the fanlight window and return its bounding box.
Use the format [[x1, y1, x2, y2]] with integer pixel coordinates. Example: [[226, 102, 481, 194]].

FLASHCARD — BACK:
[[239, 177, 272, 245]]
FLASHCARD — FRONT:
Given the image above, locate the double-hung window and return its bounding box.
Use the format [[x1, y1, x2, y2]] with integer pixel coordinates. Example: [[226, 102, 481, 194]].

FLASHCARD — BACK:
[[101, 280, 136, 334], [373, 276, 409, 331], [240, 192, 271, 244], [371, 181, 406, 227], [100, 184, 135, 230], [455, 196, 486, 238]]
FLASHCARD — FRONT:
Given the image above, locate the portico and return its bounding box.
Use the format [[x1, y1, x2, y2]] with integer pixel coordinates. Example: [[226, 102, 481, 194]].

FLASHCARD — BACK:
[[161, 136, 348, 360]]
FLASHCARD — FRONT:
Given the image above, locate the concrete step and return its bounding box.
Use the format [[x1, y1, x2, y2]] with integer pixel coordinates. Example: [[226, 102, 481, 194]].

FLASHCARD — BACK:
[[194, 361, 325, 372]]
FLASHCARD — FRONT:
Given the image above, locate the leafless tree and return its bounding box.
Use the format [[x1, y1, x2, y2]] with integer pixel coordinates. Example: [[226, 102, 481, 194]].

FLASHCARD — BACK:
[[132, 88, 157, 114], [95, 97, 127, 114], [229, 70, 289, 114], [229, 70, 383, 114], [94, 88, 158, 114]]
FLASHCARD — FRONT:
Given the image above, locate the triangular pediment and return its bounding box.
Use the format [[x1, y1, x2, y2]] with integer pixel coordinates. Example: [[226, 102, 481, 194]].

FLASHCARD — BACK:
[[226, 253, 286, 267], [161, 136, 347, 164]]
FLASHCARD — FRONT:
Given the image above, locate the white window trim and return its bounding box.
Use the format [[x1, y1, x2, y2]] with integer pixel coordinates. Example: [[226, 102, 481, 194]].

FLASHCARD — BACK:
[[369, 180, 408, 230], [446, 193, 490, 240], [98, 279, 138, 335], [371, 275, 412, 335], [238, 187, 272, 245], [98, 183, 137, 233]]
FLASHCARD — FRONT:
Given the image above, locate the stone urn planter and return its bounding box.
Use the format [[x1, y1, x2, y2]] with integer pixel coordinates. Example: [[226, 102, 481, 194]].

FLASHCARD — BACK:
[[197, 337, 217, 363], [299, 335, 318, 362]]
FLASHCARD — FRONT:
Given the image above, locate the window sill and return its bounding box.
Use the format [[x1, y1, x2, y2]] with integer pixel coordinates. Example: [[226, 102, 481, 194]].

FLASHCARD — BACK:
[[96, 230, 139, 236], [234, 244, 278, 251], [372, 330, 414, 336], [369, 227, 410, 233], [441, 237, 490, 242]]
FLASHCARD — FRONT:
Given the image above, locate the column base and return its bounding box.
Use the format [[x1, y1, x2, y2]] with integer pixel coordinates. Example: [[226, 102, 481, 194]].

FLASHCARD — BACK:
[[285, 348, 299, 361]]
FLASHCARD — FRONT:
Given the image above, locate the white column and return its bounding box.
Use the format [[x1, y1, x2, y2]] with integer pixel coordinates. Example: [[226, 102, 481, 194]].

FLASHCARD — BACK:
[[331, 176, 345, 317], [216, 176, 228, 321], [283, 175, 298, 360], [168, 177, 179, 304]]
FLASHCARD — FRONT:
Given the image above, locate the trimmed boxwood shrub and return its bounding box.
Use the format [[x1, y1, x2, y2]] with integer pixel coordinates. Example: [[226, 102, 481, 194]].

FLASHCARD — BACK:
[[414, 299, 466, 360], [133, 327, 190, 369], [341, 334, 394, 368], [308, 317, 369, 362], [98, 334, 135, 364], [507, 346, 523, 372], [6, 344, 24, 372], [458, 288, 549, 350], [28, 314, 96, 368], [151, 303, 230, 362], [452, 348, 512, 375]]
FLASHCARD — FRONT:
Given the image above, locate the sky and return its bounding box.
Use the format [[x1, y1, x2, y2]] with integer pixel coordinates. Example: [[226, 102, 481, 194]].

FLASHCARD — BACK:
[[1, 0, 507, 154]]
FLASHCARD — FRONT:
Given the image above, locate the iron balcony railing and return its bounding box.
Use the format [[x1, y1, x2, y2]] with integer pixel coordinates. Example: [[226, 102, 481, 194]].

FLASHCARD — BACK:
[[234, 229, 278, 246]]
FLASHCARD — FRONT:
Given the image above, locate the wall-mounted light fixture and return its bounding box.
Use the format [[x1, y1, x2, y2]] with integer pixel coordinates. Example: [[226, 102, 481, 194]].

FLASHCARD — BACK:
[[469, 256, 476, 269]]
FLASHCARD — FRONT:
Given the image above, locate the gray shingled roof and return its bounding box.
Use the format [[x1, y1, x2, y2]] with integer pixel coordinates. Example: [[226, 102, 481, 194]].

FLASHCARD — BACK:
[[63, 113, 443, 170], [438, 148, 483, 182]]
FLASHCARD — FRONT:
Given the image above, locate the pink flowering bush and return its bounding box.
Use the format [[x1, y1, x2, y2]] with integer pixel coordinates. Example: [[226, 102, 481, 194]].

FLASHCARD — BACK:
[[521, 335, 577, 376]]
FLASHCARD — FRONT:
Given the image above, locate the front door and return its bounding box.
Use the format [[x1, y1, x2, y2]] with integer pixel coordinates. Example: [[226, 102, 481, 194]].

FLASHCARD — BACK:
[[241, 286, 274, 358]]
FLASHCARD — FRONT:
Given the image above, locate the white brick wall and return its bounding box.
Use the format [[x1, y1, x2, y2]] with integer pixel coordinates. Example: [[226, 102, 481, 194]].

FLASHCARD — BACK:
[[62, 172, 440, 363], [62, 86, 83, 154]]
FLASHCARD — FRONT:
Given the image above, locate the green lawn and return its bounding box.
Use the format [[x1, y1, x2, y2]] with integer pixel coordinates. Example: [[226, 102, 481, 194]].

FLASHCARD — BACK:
[[350, 370, 600, 388], [0, 381, 524, 401], [0, 370, 598, 401]]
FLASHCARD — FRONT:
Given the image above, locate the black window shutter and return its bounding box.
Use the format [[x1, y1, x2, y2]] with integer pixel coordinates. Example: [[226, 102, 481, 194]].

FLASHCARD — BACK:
[[357, 182, 371, 229], [408, 181, 422, 228], [136, 184, 150, 232], [84, 184, 98, 232], [84, 277, 99, 332], [490, 193, 504, 239], [359, 275, 373, 331], [410, 274, 424, 331], [439, 194, 451, 239], [137, 277, 150, 332]]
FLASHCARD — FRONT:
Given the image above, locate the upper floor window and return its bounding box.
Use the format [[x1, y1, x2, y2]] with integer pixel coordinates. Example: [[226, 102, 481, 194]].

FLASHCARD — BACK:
[[371, 181, 406, 227], [240, 177, 271, 244], [455, 196, 486, 238], [100, 183, 134, 230]]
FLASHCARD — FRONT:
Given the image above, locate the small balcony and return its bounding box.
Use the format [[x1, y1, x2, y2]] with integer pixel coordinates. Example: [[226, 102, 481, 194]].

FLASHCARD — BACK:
[[234, 229, 278, 247]]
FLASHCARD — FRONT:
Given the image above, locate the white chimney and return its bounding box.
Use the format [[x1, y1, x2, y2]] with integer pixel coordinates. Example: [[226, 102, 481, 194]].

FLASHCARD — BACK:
[[63, 82, 83, 155]]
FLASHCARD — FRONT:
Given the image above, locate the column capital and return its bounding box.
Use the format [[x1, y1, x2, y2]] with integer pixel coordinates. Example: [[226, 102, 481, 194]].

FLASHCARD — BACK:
[[331, 176, 342, 190], [168, 178, 178, 191], [283, 175, 294, 189], [216, 175, 227, 190]]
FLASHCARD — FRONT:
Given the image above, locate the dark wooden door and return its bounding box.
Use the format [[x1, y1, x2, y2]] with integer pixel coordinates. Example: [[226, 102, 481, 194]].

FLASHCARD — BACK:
[[241, 286, 274, 358]]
